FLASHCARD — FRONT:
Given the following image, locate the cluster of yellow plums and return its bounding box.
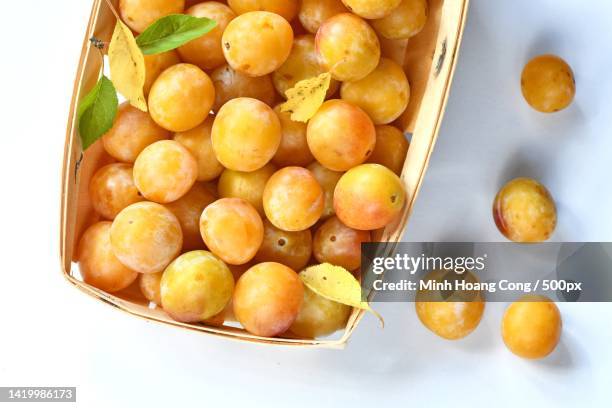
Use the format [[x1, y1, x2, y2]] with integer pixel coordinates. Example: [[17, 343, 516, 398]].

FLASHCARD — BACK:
[[77, 0, 575, 354], [77, 0, 429, 339], [416, 270, 562, 360], [492, 54, 574, 244], [417, 54, 574, 359]]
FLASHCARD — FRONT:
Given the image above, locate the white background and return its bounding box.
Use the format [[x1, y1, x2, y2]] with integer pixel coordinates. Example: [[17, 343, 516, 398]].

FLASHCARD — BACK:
[[1, 0, 611, 407]]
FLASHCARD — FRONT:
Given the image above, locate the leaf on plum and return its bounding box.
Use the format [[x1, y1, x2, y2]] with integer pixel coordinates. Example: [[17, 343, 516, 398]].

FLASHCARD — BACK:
[[109, 19, 147, 111], [77, 76, 118, 150], [136, 14, 217, 55], [281, 72, 331, 123], [300, 263, 384, 327]]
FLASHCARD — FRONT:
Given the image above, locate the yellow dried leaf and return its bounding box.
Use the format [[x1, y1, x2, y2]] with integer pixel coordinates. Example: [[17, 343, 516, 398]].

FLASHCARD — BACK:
[[280, 72, 331, 122], [108, 20, 147, 111], [300, 263, 384, 327]]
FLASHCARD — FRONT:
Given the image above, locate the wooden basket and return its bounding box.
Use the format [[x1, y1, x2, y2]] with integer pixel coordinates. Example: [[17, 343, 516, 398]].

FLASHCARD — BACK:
[[60, 0, 470, 348]]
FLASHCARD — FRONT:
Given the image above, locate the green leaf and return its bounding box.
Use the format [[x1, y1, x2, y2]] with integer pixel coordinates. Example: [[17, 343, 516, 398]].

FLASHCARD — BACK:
[[136, 14, 217, 55], [77, 76, 118, 150]]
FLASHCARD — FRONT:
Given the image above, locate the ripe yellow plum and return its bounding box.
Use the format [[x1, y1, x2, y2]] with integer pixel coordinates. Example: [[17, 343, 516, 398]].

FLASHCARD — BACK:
[[502, 295, 562, 359], [212, 97, 281, 171], [367, 125, 409, 175], [263, 167, 324, 231], [340, 58, 410, 125], [416, 299, 485, 340], [341, 0, 401, 19], [315, 13, 380, 81], [222, 11, 294, 77], [174, 116, 224, 182], [307, 162, 343, 219], [272, 35, 339, 99], [149, 63, 215, 132], [200, 198, 264, 265], [298, 0, 348, 34], [307, 100, 376, 171], [120, 0, 185, 33], [227, 0, 299, 21], [161, 250, 234, 322], [143, 51, 181, 96], [139, 272, 163, 305], [110, 202, 183, 274], [272, 105, 314, 167], [89, 163, 144, 220], [133, 140, 198, 203], [493, 178, 557, 242], [210, 65, 276, 112], [371, 0, 428, 40], [217, 163, 277, 215], [102, 102, 170, 163], [233, 262, 303, 336], [178, 2, 236, 70], [290, 286, 351, 338], [165, 183, 217, 250], [416, 269, 485, 340], [313, 216, 370, 271], [521, 54, 575, 113], [334, 164, 406, 230], [255, 220, 313, 271], [77, 222, 138, 293]]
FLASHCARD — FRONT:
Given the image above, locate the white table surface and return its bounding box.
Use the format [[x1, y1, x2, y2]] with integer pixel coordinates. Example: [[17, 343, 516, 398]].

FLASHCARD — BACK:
[[1, 0, 610, 407]]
